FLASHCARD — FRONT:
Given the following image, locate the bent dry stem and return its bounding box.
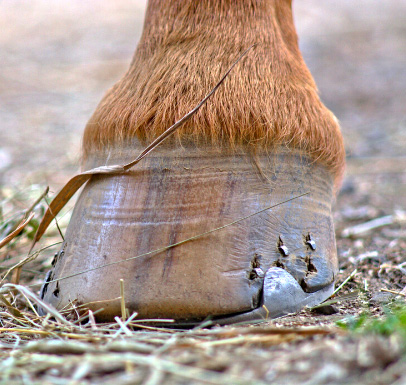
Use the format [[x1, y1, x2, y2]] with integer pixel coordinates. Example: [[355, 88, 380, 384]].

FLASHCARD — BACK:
[[29, 45, 256, 253], [30, 192, 308, 289]]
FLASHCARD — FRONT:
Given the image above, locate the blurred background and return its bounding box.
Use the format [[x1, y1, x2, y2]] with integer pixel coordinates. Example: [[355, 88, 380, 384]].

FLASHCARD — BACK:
[[1, 0, 405, 213], [0, 5, 405, 381]]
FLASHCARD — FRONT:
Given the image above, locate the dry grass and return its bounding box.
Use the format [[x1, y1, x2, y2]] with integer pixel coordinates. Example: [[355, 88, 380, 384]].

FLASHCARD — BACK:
[[0, 185, 342, 385], [1, 1, 406, 382], [2, 183, 406, 385], [0, 50, 349, 384]]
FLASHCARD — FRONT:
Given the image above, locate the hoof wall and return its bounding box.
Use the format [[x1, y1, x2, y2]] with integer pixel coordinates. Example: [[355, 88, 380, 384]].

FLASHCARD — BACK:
[[39, 145, 337, 324]]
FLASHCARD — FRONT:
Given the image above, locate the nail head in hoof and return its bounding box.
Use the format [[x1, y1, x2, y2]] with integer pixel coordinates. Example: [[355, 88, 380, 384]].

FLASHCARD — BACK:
[[306, 234, 317, 251]]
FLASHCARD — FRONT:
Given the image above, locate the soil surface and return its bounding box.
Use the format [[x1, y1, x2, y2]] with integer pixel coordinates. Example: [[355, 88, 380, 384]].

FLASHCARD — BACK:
[[1, 1, 406, 384]]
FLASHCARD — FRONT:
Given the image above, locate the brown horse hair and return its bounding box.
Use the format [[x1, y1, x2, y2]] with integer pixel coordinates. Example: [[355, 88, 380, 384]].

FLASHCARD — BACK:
[[82, 0, 345, 187]]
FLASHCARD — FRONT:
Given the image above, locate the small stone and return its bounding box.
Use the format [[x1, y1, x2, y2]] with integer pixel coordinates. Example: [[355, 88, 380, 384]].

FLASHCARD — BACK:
[[311, 305, 338, 315], [370, 292, 395, 305]]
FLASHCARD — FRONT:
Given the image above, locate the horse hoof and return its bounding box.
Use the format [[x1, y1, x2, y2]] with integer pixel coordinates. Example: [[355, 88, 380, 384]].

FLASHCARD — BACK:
[[40, 143, 337, 323]]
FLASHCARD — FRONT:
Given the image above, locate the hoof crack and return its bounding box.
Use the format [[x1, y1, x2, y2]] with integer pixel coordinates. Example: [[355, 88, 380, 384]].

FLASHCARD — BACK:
[[272, 260, 285, 270], [53, 282, 60, 298]]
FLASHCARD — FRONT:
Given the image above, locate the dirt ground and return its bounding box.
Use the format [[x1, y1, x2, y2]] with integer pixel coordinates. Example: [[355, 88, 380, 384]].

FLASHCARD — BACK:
[[1, 1, 406, 384]]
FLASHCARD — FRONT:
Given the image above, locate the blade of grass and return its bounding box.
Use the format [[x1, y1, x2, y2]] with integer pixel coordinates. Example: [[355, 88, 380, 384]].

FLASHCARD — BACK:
[[0, 284, 74, 327], [27, 192, 308, 288], [0, 212, 34, 250]]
